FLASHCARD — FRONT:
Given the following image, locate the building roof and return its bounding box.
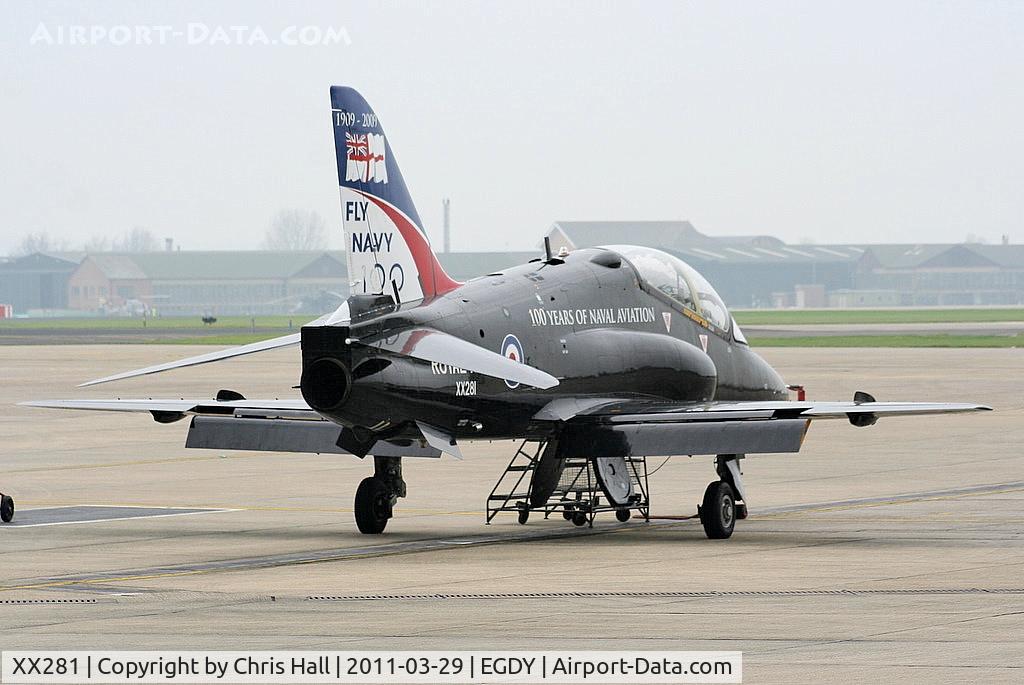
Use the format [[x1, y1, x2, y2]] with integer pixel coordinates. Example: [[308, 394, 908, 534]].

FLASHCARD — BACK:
[[966, 244, 1024, 269], [858, 244, 1024, 270], [88, 255, 149, 280], [551, 221, 709, 251], [41, 251, 87, 264], [549, 221, 863, 264], [671, 243, 864, 264], [0, 252, 84, 273], [857, 244, 964, 269]]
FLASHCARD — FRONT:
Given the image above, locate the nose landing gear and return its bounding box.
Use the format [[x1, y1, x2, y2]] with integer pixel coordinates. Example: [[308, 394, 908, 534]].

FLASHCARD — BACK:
[[0, 493, 14, 523], [354, 456, 405, 534]]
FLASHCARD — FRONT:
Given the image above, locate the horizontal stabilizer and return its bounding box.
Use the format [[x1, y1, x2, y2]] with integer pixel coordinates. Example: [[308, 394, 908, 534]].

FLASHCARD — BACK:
[[79, 333, 300, 387], [79, 304, 350, 387], [368, 327, 559, 390]]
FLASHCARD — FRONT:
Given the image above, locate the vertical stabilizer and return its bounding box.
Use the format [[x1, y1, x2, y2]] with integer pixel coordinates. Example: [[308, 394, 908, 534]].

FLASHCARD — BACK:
[[330, 86, 460, 302]]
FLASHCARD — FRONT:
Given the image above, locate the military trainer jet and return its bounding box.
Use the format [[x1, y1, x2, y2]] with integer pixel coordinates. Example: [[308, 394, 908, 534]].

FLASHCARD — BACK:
[[16, 87, 989, 539]]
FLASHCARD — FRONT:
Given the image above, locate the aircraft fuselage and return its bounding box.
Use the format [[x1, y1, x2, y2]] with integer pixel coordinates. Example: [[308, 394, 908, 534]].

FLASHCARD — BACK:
[[300, 247, 787, 442]]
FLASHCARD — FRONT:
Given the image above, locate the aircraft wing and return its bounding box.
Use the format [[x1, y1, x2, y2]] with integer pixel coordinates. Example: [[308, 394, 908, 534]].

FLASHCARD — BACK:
[[535, 396, 991, 458], [19, 397, 441, 458], [21, 397, 315, 418]]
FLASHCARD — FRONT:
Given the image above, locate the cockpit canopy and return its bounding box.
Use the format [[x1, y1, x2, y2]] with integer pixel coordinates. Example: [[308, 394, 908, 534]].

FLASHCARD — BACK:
[[604, 245, 732, 333]]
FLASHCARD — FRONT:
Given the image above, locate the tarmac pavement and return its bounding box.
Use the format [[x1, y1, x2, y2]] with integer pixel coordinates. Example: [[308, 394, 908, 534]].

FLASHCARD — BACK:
[[1, 344, 1021, 683]]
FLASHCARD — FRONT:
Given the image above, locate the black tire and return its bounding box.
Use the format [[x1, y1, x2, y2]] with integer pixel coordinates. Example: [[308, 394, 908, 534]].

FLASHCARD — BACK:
[[699, 481, 736, 539], [571, 512, 587, 527], [517, 509, 530, 525], [354, 477, 390, 534], [615, 508, 631, 523], [0, 495, 13, 523], [562, 510, 573, 521]]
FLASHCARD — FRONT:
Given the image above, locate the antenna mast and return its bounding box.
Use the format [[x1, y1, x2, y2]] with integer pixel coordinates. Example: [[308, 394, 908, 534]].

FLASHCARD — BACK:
[[442, 198, 451, 253]]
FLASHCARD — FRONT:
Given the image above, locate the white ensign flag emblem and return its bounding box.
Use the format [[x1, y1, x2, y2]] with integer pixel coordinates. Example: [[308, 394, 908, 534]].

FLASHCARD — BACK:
[[345, 132, 388, 183]]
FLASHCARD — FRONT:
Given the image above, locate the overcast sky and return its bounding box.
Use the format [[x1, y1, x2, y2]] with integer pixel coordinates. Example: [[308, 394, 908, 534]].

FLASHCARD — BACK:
[[2, 1, 1022, 255]]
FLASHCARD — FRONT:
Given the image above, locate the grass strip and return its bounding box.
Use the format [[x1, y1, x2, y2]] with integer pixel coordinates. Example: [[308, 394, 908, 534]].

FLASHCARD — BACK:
[[734, 308, 1024, 325], [749, 334, 1023, 348]]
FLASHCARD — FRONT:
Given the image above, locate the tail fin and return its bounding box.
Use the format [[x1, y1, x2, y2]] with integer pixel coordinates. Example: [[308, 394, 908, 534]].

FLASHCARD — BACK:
[[330, 86, 460, 302]]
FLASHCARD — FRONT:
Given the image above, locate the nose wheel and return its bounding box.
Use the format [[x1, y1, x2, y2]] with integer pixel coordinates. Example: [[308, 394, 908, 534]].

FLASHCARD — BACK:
[[1, 493, 14, 523]]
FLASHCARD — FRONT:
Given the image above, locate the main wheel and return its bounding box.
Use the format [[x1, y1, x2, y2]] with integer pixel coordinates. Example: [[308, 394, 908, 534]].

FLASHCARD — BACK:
[[0, 495, 13, 523], [615, 508, 631, 523], [354, 477, 391, 534], [699, 481, 735, 539], [571, 511, 587, 527]]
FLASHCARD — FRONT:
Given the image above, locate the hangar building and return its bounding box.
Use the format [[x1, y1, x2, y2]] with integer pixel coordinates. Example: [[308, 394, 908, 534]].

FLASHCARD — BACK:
[[546, 221, 1023, 308], [67, 251, 347, 315], [3, 225, 1021, 316], [0, 252, 82, 314], [547, 221, 862, 308], [61, 250, 538, 316]]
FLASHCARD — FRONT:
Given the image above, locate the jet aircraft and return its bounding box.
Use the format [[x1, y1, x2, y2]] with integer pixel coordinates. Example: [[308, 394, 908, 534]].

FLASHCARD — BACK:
[[15, 87, 990, 539]]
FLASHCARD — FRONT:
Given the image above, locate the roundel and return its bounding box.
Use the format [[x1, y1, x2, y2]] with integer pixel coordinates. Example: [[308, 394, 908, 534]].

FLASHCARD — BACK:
[[500, 334, 525, 389]]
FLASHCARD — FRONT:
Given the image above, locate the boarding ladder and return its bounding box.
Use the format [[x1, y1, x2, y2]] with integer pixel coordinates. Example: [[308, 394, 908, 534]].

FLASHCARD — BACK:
[[486, 440, 650, 527]]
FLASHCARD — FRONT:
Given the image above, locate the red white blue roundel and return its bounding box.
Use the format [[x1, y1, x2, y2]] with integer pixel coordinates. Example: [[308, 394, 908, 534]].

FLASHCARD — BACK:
[[501, 334, 525, 389]]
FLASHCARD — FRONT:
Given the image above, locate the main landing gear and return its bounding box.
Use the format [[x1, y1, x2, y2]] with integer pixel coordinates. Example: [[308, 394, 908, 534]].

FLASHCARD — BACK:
[[354, 456, 406, 534], [0, 492, 14, 523], [697, 454, 747, 540]]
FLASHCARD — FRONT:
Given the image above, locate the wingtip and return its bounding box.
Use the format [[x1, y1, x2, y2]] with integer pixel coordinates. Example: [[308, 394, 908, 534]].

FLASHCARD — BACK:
[[77, 372, 125, 387], [18, 400, 58, 408]]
